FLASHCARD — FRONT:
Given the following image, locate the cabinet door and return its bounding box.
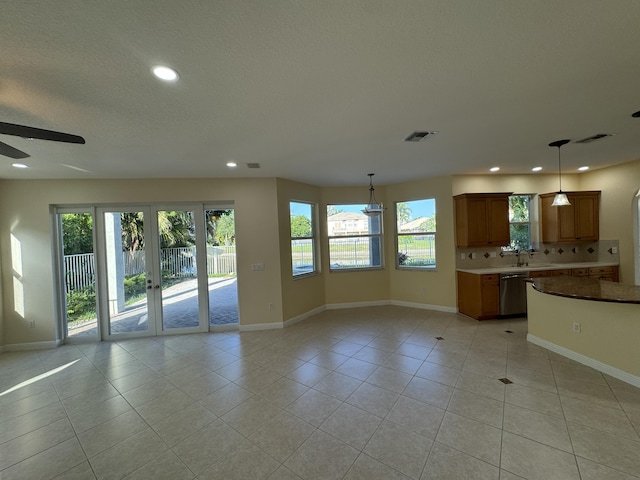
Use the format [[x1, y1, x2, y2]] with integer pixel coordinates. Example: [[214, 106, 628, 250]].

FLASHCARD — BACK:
[[557, 201, 577, 241], [465, 197, 489, 246], [487, 197, 510, 245], [480, 282, 500, 317], [575, 195, 598, 241]]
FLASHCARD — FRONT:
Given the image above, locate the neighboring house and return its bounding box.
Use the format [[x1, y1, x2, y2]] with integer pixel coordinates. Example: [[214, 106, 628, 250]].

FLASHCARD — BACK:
[[398, 216, 429, 233], [327, 211, 369, 236]]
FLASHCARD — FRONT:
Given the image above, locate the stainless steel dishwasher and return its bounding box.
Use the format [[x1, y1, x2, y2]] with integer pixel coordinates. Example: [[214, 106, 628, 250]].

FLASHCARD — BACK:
[[499, 272, 529, 316]]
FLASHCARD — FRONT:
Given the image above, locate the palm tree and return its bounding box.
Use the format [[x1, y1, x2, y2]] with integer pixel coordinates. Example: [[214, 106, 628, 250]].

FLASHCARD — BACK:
[[396, 202, 412, 225]]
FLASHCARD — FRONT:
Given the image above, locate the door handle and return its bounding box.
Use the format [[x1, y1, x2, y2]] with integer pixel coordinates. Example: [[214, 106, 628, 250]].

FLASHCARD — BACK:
[[154, 285, 160, 289], [146, 285, 152, 290]]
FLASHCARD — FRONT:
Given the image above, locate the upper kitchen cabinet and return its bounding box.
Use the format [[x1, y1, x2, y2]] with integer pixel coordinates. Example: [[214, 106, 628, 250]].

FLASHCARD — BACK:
[[454, 193, 511, 247], [539, 191, 600, 243]]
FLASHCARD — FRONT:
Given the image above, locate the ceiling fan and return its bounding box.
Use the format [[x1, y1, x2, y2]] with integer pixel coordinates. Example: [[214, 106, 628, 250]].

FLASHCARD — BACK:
[[0, 121, 85, 159]]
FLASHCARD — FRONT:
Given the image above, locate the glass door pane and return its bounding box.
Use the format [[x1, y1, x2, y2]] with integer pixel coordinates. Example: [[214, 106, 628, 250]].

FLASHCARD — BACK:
[[60, 212, 98, 339], [157, 209, 203, 332], [205, 209, 239, 327], [102, 209, 155, 336]]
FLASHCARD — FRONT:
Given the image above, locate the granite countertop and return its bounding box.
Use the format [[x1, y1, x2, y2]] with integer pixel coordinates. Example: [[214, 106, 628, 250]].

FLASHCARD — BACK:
[[529, 276, 640, 304], [456, 261, 619, 275]]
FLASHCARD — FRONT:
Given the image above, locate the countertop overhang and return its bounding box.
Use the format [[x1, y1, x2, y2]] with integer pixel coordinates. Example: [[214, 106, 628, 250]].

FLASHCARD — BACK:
[[529, 276, 640, 304], [456, 261, 618, 275]]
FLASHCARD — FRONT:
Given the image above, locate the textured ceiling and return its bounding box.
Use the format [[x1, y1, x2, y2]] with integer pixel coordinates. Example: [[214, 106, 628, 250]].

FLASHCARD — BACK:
[[1, 1, 639, 186]]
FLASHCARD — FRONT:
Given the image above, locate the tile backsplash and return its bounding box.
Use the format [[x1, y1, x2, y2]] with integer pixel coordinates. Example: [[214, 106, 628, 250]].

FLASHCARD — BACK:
[[455, 240, 620, 269]]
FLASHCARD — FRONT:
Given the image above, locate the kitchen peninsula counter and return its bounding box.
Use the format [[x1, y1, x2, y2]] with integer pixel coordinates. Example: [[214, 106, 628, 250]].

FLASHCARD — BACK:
[[530, 276, 640, 304], [526, 277, 640, 386]]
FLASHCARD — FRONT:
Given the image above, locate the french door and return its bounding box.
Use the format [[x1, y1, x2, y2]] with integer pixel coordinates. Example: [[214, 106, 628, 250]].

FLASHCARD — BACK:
[[96, 205, 209, 339]]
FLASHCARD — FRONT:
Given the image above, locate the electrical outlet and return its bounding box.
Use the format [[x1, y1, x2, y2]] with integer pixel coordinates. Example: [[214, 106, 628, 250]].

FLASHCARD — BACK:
[[551, 248, 556, 254], [490, 251, 497, 258], [29, 320, 35, 328], [611, 246, 618, 254], [572, 322, 581, 333], [460, 253, 465, 260], [268, 303, 274, 310], [471, 252, 477, 259], [251, 263, 265, 271]]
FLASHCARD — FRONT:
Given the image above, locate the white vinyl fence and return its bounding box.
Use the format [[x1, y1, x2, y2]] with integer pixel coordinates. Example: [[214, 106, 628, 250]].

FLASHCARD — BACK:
[[64, 246, 236, 293]]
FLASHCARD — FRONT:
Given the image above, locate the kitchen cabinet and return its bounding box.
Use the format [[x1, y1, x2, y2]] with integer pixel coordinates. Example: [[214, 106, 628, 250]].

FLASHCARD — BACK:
[[528, 269, 571, 278], [572, 266, 619, 282], [457, 271, 499, 320], [454, 193, 511, 247], [539, 191, 600, 242]]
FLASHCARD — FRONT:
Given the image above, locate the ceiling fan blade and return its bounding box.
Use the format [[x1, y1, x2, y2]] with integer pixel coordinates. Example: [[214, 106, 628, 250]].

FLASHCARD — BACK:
[[0, 142, 29, 159], [0, 141, 30, 159], [0, 121, 85, 144]]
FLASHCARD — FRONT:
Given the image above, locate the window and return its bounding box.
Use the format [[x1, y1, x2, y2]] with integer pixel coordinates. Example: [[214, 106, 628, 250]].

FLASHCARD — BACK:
[[327, 204, 382, 270], [396, 199, 436, 268], [507, 194, 532, 250], [290, 201, 317, 276]]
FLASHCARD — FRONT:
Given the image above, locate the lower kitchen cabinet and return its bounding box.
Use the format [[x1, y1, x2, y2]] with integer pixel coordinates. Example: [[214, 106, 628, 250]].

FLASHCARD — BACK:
[[457, 271, 499, 320], [572, 265, 619, 282]]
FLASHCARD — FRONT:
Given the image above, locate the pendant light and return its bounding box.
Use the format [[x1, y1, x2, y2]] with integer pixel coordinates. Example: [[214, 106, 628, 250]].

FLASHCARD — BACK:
[[549, 139, 571, 206], [362, 173, 384, 216]]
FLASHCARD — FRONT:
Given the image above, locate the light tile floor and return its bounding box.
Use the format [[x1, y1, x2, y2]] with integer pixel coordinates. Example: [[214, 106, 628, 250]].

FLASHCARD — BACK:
[[1, 306, 640, 479]]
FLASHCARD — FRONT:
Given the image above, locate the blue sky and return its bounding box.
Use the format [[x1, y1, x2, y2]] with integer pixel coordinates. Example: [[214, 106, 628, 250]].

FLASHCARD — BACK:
[[290, 199, 435, 219]]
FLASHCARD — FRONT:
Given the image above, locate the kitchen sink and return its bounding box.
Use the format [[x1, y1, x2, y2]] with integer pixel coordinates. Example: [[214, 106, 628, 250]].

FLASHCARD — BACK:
[[510, 263, 552, 268]]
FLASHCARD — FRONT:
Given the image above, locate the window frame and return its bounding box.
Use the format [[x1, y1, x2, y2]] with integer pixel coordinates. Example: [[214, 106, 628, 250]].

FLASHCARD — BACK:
[[326, 204, 384, 272], [395, 198, 437, 270], [290, 201, 319, 278], [505, 194, 533, 251]]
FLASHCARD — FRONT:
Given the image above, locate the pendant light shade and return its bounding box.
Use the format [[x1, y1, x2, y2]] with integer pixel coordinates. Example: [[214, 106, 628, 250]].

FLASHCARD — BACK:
[[551, 192, 571, 206], [362, 173, 384, 216], [549, 139, 571, 207]]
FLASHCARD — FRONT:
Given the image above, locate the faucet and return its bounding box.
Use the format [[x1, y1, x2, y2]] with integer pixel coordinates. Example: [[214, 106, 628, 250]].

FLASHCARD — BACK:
[[516, 248, 536, 267]]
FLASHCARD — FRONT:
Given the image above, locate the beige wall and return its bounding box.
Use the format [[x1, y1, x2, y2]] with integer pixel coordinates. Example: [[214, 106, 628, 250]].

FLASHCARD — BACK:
[[275, 178, 326, 319], [2, 159, 639, 348], [320, 185, 390, 305], [579, 159, 640, 284], [0, 178, 283, 346], [528, 285, 640, 378], [386, 176, 456, 308]]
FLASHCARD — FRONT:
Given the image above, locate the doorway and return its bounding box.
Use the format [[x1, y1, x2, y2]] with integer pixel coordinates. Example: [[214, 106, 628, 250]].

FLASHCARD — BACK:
[[56, 203, 238, 341]]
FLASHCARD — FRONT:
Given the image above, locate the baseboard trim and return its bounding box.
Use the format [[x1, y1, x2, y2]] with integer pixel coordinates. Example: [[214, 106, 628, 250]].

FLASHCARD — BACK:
[[527, 334, 640, 389], [284, 305, 326, 328], [325, 300, 390, 310], [390, 300, 457, 313], [2, 339, 62, 352], [239, 321, 283, 332]]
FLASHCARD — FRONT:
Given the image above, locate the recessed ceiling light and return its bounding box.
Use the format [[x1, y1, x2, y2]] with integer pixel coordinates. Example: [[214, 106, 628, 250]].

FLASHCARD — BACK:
[[152, 65, 179, 81], [226, 161, 237, 168], [578, 166, 590, 171], [490, 167, 500, 172], [532, 166, 543, 172], [11, 163, 28, 169]]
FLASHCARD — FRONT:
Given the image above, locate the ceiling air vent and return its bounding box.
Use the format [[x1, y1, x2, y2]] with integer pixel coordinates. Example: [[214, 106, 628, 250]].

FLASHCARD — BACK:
[[575, 133, 615, 144], [246, 163, 261, 169], [403, 131, 438, 142]]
